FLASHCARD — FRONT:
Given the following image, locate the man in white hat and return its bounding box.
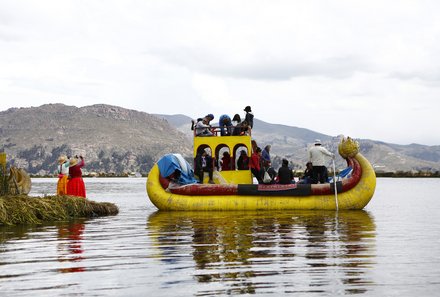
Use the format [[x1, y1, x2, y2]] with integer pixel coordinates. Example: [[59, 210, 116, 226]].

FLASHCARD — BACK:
[[308, 139, 334, 184]]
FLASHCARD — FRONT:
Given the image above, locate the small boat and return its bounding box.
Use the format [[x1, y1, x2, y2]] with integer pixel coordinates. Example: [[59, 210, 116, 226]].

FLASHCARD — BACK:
[[146, 129, 376, 211]]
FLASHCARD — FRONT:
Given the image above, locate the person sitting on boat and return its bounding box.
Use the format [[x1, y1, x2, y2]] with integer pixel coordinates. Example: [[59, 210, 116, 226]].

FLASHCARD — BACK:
[[195, 114, 214, 136], [308, 139, 334, 184], [191, 117, 203, 131], [232, 120, 250, 136], [221, 151, 232, 171], [262, 145, 271, 169], [231, 114, 241, 135], [232, 114, 241, 126], [237, 150, 249, 170], [263, 166, 277, 184], [277, 158, 294, 184], [244, 105, 254, 129], [250, 147, 263, 184], [194, 148, 215, 184], [219, 114, 232, 136], [298, 161, 313, 184], [56, 155, 70, 195]]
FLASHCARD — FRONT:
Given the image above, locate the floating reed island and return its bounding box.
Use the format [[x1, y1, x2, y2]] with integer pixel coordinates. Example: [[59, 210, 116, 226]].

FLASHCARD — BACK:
[[0, 195, 119, 226], [0, 152, 119, 226]]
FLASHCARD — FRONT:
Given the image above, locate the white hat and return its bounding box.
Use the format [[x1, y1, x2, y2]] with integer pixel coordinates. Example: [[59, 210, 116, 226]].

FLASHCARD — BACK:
[[314, 139, 321, 145]]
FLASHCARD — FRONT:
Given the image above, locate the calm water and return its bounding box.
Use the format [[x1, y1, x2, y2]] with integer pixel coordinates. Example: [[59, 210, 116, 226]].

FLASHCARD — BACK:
[[1, 178, 440, 296]]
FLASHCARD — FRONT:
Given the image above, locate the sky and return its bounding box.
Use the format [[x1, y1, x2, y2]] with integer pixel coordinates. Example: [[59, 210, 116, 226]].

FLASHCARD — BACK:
[[1, 1, 440, 146]]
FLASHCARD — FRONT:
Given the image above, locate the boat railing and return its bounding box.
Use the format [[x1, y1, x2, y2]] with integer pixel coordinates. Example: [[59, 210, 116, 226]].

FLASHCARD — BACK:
[[193, 125, 252, 137]]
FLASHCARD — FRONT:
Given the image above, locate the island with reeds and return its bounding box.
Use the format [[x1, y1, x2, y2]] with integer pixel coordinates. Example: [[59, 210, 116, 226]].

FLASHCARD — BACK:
[[0, 153, 119, 226], [0, 195, 119, 225]]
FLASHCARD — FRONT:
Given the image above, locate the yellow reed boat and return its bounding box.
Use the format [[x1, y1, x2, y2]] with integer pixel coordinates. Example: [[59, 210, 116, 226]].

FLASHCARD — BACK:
[[146, 130, 376, 211]]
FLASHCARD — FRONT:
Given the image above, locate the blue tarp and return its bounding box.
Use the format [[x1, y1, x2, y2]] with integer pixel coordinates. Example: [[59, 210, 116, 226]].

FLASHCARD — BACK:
[[328, 166, 353, 183], [157, 153, 198, 185]]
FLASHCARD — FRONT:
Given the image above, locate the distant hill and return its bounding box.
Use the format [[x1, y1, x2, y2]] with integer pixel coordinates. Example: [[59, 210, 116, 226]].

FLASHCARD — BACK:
[[155, 114, 440, 173], [1, 104, 439, 176], [0, 104, 191, 175]]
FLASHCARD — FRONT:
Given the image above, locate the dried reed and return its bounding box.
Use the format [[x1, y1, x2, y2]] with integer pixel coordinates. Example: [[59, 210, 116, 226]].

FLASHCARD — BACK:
[[0, 195, 119, 225]]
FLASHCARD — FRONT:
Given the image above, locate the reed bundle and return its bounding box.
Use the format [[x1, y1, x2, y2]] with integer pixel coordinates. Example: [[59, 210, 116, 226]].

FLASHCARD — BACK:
[[0, 195, 119, 225]]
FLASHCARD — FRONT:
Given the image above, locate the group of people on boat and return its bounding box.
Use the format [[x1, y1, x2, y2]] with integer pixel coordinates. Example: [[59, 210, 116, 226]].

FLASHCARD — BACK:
[[249, 139, 335, 185], [190, 105, 336, 186], [191, 105, 254, 137], [56, 155, 86, 198], [193, 137, 335, 186]]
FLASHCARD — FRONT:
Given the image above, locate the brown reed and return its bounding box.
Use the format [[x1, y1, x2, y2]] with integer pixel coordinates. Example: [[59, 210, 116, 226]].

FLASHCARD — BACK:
[[0, 195, 119, 226]]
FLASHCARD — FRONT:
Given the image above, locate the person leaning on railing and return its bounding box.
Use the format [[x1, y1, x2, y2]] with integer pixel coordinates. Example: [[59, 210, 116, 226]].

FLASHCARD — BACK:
[[194, 114, 215, 136]]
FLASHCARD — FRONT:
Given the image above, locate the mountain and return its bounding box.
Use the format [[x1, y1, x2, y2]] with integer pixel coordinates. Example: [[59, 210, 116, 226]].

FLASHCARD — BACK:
[[155, 114, 440, 173], [0, 104, 191, 175], [1, 104, 439, 176]]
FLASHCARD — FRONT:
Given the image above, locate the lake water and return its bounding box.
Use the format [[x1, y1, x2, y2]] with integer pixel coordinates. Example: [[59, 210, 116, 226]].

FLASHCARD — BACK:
[[1, 178, 440, 296]]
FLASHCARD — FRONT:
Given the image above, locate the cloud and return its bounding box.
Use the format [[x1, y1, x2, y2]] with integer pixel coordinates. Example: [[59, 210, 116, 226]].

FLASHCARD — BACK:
[[149, 46, 371, 81], [1, 0, 440, 145]]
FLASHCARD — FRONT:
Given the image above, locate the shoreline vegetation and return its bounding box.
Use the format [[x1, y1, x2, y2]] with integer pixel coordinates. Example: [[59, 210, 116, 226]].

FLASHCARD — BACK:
[[0, 195, 119, 226]]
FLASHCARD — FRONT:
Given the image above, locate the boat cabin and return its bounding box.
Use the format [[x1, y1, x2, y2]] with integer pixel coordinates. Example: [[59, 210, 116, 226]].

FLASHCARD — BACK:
[[194, 127, 253, 184]]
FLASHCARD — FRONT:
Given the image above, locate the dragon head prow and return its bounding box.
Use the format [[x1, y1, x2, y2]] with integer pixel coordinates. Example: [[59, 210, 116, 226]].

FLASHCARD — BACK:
[[338, 136, 360, 158]]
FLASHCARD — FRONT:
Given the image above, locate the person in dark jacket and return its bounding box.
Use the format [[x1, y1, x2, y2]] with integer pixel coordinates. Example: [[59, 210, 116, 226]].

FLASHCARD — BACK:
[[194, 148, 214, 184], [299, 161, 313, 184], [277, 158, 294, 184], [244, 106, 254, 129], [237, 150, 249, 170]]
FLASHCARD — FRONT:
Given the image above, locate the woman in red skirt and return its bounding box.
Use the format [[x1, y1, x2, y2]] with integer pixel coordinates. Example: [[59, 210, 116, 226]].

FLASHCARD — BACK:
[[67, 155, 86, 198]]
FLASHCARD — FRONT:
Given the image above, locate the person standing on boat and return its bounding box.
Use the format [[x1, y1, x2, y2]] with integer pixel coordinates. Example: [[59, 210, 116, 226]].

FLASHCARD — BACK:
[[66, 155, 86, 198], [250, 147, 263, 184], [194, 148, 214, 184], [219, 114, 232, 136], [308, 139, 334, 184], [195, 114, 214, 136], [244, 106, 254, 129], [277, 159, 294, 184], [56, 155, 70, 195]]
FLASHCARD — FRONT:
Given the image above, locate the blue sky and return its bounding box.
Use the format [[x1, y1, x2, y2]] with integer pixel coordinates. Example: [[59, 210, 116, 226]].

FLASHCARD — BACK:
[[1, 0, 440, 145]]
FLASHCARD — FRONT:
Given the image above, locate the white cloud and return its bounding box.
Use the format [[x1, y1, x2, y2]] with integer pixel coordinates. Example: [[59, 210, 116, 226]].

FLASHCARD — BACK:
[[1, 0, 440, 145]]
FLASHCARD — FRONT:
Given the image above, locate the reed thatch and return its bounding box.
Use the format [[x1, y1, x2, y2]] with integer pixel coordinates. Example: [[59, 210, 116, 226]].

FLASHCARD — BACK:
[[0, 195, 119, 226]]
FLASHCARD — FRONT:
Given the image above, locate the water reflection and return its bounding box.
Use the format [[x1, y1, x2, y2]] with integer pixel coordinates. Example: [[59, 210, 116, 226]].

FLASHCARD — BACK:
[[147, 210, 376, 295], [56, 220, 86, 273]]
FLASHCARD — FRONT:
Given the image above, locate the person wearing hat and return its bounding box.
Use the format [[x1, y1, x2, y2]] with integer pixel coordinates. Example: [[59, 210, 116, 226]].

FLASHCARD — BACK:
[[66, 155, 86, 198], [308, 139, 335, 184], [56, 155, 70, 195], [194, 114, 215, 136], [244, 106, 254, 129]]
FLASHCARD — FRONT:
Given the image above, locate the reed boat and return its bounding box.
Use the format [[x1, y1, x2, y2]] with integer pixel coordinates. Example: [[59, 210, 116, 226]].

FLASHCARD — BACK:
[[146, 129, 376, 211]]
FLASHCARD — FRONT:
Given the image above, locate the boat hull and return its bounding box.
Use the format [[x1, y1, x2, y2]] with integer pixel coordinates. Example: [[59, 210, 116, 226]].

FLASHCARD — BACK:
[[146, 153, 376, 211]]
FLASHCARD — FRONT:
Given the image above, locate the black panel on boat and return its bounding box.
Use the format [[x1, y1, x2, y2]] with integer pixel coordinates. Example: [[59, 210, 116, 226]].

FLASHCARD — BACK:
[[330, 182, 344, 194], [237, 184, 312, 196]]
